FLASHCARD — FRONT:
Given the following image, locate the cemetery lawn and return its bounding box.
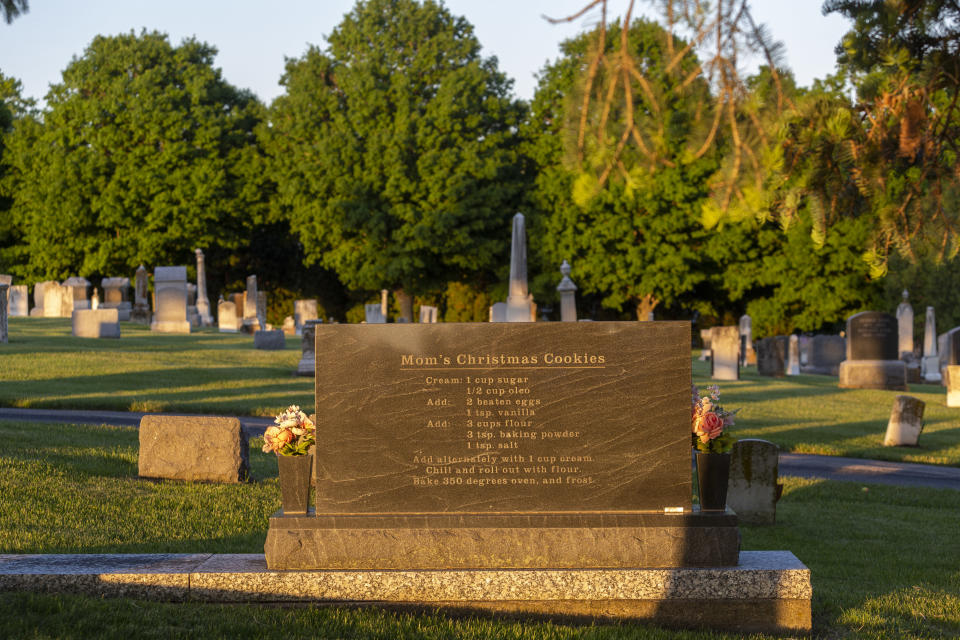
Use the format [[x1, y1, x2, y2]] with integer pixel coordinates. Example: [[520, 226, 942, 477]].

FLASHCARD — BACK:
[[0, 318, 311, 417], [1, 421, 958, 639], [3, 319, 957, 467], [691, 357, 960, 467]]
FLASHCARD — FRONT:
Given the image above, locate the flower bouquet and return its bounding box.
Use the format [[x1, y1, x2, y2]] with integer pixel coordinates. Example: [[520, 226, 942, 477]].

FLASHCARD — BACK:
[[691, 384, 739, 453], [262, 405, 315, 456], [264, 405, 315, 514]]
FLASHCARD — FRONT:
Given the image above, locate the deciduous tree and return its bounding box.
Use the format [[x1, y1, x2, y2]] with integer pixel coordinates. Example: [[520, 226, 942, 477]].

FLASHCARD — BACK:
[[3, 31, 267, 285], [265, 0, 527, 320]]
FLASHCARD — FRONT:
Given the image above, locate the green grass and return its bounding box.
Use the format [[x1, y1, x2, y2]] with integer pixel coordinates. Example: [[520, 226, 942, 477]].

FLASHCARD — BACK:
[[2, 421, 959, 639], [691, 357, 960, 466], [1, 317, 312, 416], [4, 318, 959, 466]]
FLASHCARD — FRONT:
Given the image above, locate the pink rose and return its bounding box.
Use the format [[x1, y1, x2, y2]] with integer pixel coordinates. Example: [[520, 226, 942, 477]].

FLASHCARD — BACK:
[[701, 412, 724, 440], [276, 428, 295, 446]]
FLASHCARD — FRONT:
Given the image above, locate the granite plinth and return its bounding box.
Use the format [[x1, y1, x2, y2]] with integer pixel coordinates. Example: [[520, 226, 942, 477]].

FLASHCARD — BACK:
[[0, 551, 811, 634], [838, 359, 907, 391], [264, 509, 740, 570]]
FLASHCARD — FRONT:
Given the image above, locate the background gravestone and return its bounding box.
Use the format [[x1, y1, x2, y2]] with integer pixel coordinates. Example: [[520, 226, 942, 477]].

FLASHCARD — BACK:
[[884, 395, 925, 446], [739, 315, 756, 366], [802, 335, 845, 375], [757, 336, 788, 377], [297, 319, 322, 376], [937, 327, 960, 384], [100, 277, 131, 320], [62, 277, 91, 310], [698, 328, 712, 361], [8, 285, 28, 317], [786, 335, 800, 376], [727, 439, 781, 525], [365, 303, 387, 323], [294, 299, 318, 334], [30, 281, 53, 317], [947, 366, 960, 407], [71, 308, 120, 338], [419, 305, 438, 323], [254, 329, 285, 350], [921, 307, 940, 382], [895, 290, 914, 359], [242, 275, 259, 332], [138, 415, 249, 483], [839, 312, 907, 390], [0, 284, 7, 344], [150, 266, 191, 333], [556, 259, 578, 322], [710, 326, 740, 381], [218, 300, 240, 332], [194, 248, 214, 327], [131, 265, 151, 324]]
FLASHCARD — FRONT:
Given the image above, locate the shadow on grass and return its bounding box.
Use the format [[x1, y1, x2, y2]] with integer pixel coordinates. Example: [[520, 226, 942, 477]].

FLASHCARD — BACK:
[[1, 367, 313, 414], [742, 478, 960, 638], [4, 318, 299, 354]]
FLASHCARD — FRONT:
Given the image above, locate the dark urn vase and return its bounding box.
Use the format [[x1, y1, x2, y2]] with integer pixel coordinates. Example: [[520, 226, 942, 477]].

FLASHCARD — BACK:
[[277, 454, 312, 515], [696, 451, 731, 511]]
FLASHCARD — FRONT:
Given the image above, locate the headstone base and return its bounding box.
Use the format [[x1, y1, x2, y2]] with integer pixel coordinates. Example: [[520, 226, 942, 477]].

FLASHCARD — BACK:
[[264, 509, 740, 570], [254, 329, 285, 350], [0, 551, 811, 635], [71, 309, 120, 338], [150, 320, 191, 334], [838, 360, 907, 391], [921, 355, 942, 382]]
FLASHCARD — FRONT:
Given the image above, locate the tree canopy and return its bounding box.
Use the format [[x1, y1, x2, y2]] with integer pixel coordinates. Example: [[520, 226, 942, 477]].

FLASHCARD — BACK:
[[527, 18, 723, 320], [265, 0, 528, 319], [2, 31, 267, 283]]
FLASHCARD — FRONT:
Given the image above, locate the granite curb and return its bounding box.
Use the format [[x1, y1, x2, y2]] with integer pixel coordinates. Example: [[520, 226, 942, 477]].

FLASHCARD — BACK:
[[0, 551, 810, 601]]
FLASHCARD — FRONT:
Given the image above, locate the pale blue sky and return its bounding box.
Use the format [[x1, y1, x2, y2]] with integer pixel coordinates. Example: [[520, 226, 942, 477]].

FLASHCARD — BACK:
[[1, 1, 850, 106]]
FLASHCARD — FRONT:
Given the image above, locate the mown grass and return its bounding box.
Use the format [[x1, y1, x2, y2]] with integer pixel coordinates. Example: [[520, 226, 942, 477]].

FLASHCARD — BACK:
[[1, 421, 959, 639], [691, 357, 960, 466], [3, 318, 960, 466], [0, 317, 311, 416]]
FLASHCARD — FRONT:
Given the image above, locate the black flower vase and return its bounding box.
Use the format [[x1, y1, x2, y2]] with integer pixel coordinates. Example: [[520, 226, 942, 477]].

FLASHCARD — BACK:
[[278, 454, 312, 515], [696, 452, 731, 511]]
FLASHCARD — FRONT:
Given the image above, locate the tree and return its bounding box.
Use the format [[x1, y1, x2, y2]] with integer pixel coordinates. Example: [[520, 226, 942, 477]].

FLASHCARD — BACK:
[[526, 18, 724, 320], [2, 0, 27, 24], [265, 0, 527, 321], [0, 72, 34, 271], [545, 1, 791, 219], [2, 31, 268, 286]]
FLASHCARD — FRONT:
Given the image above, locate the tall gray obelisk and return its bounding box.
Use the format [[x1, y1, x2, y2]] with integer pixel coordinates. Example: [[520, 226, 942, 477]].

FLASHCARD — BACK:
[[195, 248, 214, 327], [506, 212, 534, 322]]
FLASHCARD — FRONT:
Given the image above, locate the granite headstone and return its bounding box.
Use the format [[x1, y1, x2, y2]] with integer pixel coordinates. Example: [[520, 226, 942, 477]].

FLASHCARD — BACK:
[[710, 326, 740, 381], [265, 322, 739, 570], [838, 312, 906, 390]]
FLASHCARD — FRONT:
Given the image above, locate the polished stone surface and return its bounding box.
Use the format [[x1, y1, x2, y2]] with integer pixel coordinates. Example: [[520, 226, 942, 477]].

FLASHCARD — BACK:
[[313, 322, 692, 514], [0, 551, 811, 633], [839, 359, 908, 391], [847, 311, 899, 361]]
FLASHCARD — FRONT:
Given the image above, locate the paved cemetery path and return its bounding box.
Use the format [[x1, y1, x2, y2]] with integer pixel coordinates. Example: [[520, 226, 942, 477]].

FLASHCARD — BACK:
[[778, 453, 960, 491], [3, 407, 960, 490], [0, 407, 273, 435]]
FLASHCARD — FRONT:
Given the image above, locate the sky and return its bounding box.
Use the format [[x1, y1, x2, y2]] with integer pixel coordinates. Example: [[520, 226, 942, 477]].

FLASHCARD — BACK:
[[0, 1, 852, 107]]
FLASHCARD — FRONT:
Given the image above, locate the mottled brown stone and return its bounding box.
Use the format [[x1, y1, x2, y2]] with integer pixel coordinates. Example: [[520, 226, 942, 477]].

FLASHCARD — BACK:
[[138, 415, 249, 483], [264, 510, 740, 570]]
